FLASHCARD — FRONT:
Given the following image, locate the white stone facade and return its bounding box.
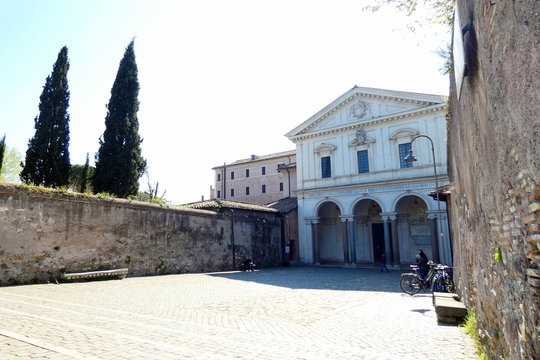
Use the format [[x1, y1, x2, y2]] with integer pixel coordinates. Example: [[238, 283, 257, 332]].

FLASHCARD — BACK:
[[212, 150, 297, 206], [286, 86, 451, 267]]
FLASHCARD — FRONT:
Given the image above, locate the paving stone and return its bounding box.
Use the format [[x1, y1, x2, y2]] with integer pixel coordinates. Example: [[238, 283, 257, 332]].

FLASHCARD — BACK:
[[0, 267, 476, 359]]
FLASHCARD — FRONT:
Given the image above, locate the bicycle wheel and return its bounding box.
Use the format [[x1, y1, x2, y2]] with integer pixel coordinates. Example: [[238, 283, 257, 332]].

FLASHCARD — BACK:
[[400, 275, 422, 295], [445, 276, 455, 293]]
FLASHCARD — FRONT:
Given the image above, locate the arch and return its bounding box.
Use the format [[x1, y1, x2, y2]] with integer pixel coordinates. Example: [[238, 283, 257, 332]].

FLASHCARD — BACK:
[[316, 200, 344, 264], [388, 128, 419, 142], [313, 143, 337, 154], [350, 195, 385, 214], [391, 192, 432, 212], [313, 198, 345, 218]]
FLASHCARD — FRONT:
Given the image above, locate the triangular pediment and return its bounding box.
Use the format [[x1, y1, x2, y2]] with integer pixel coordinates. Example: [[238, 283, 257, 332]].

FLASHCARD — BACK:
[[285, 86, 446, 140]]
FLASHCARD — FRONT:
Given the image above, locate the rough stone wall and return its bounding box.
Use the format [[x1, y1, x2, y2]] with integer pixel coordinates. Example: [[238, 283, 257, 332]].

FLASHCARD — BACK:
[[448, 1, 539, 359], [0, 184, 283, 285]]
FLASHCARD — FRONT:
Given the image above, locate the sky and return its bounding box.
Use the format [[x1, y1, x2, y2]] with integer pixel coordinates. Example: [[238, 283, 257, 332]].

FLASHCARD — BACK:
[[0, 0, 451, 204]]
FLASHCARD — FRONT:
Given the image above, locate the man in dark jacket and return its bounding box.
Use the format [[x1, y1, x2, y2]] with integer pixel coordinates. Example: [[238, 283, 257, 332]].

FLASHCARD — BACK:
[[416, 249, 429, 280]]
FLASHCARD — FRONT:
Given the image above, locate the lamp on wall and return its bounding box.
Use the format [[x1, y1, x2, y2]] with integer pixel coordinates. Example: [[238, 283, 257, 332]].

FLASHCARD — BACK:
[[404, 134, 447, 265]]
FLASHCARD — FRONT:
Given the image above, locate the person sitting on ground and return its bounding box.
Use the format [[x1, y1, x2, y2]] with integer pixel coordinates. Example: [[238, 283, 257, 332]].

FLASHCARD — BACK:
[[243, 258, 255, 271]]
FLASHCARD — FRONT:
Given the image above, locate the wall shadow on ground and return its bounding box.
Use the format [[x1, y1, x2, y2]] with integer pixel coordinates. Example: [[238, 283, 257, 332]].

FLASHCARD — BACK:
[[208, 265, 404, 293]]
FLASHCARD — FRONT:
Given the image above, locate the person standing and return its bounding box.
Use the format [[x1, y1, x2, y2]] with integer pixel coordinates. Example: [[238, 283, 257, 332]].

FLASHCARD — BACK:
[[416, 249, 429, 280]]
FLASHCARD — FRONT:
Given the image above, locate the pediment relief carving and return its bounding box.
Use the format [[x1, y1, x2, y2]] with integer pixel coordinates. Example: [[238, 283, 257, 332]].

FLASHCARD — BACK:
[[349, 128, 376, 147], [349, 99, 372, 120], [389, 128, 419, 142], [313, 143, 337, 154]]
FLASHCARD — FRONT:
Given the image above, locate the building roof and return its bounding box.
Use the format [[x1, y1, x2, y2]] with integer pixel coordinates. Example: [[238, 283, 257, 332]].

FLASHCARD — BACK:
[[212, 149, 296, 170], [266, 197, 298, 213], [186, 199, 279, 213]]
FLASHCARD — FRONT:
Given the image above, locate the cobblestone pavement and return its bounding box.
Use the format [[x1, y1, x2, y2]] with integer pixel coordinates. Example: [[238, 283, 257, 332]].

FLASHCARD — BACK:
[[0, 266, 477, 359]]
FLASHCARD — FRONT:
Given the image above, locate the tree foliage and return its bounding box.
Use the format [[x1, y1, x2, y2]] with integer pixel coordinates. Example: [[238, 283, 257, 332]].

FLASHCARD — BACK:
[[0, 145, 23, 183], [363, 0, 454, 29], [0, 134, 5, 173], [69, 154, 95, 193], [92, 40, 146, 198], [20, 46, 71, 188]]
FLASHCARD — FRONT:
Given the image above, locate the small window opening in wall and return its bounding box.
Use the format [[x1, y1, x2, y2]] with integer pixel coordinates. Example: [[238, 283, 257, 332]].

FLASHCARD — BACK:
[[262, 166, 266, 175], [357, 150, 369, 174], [262, 184, 266, 193], [321, 156, 331, 178], [230, 188, 235, 197], [217, 190, 221, 198], [217, 173, 221, 181], [231, 171, 235, 180], [280, 182, 284, 191], [246, 169, 250, 178], [246, 186, 250, 195]]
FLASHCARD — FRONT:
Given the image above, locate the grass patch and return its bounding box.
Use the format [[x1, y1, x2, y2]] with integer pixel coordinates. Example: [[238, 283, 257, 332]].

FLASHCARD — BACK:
[[461, 308, 489, 360]]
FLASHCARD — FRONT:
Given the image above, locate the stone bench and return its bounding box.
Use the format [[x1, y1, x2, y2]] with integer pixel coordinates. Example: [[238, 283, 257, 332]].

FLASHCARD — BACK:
[[433, 292, 467, 324], [60, 268, 128, 282]]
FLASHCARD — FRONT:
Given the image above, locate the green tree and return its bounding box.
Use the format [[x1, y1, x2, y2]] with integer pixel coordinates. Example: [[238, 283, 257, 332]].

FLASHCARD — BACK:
[[0, 134, 5, 173], [0, 146, 23, 183], [69, 153, 94, 193], [92, 40, 146, 198], [20, 46, 71, 187], [363, 0, 453, 28]]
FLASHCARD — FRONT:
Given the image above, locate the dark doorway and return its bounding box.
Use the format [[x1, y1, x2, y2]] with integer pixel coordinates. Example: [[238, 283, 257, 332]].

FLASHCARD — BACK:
[[372, 223, 384, 263]]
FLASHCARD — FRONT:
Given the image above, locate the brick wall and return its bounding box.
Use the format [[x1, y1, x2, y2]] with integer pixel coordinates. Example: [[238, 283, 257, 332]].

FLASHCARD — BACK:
[[0, 184, 283, 285], [448, 1, 539, 358]]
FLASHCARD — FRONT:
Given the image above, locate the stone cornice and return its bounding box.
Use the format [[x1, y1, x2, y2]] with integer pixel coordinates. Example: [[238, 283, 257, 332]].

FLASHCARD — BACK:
[[290, 103, 446, 143]]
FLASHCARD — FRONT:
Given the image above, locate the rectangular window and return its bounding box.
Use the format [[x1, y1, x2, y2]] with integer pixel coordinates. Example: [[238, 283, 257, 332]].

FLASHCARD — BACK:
[[262, 166, 266, 175], [280, 182, 284, 191], [262, 184, 266, 193], [321, 156, 331, 178], [399, 143, 413, 168], [245, 186, 250, 195], [246, 169, 250, 178], [231, 171, 235, 180], [217, 190, 221, 198], [217, 173, 221, 181], [357, 150, 369, 174], [230, 188, 235, 197]]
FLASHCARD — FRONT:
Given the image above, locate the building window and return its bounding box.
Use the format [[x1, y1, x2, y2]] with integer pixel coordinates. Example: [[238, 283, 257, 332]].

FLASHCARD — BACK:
[[262, 166, 266, 175], [231, 171, 235, 180], [357, 150, 369, 174], [262, 184, 266, 193], [230, 188, 235, 197], [280, 182, 284, 191], [399, 143, 413, 168], [321, 156, 331, 178], [217, 173, 221, 181], [245, 186, 250, 195], [217, 190, 221, 198], [246, 169, 250, 178]]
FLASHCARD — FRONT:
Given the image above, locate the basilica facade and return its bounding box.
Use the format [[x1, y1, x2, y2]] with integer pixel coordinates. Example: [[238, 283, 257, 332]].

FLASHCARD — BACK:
[[285, 86, 451, 267]]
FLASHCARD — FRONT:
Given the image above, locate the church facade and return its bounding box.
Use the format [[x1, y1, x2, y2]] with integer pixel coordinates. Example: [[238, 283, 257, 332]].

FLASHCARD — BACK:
[[285, 86, 451, 267]]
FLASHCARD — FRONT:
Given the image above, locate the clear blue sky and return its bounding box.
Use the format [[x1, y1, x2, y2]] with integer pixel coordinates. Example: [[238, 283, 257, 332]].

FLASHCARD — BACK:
[[0, 0, 450, 204]]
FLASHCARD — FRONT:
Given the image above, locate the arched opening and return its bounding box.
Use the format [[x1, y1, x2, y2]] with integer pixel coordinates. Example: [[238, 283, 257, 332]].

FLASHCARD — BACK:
[[353, 199, 384, 264], [395, 195, 434, 264], [317, 201, 343, 263]]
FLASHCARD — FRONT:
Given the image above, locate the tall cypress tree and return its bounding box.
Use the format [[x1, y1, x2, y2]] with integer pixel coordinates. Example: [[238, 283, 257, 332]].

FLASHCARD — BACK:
[[20, 47, 71, 187], [0, 134, 6, 174], [93, 40, 146, 198]]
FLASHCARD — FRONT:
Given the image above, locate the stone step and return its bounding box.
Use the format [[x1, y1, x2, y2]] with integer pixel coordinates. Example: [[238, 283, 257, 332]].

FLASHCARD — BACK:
[[60, 268, 129, 282], [433, 293, 467, 324]]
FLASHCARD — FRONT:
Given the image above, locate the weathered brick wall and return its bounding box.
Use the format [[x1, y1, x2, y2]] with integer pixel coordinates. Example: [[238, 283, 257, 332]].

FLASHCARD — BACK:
[[0, 184, 283, 285], [449, 1, 539, 358]]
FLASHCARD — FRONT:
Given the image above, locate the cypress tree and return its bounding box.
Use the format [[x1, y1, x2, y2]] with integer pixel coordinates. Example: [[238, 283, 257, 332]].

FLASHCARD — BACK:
[[93, 40, 146, 198], [0, 134, 5, 174], [20, 46, 71, 187]]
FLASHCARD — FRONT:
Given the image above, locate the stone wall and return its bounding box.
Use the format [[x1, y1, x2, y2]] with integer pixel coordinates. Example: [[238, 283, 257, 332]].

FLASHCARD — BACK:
[[449, 1, 539, 358], [0, 184, 283, 285]]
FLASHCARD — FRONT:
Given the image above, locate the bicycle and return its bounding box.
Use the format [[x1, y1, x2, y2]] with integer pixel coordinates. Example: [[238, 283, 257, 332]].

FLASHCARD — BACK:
[[400, 262, 454, 295]]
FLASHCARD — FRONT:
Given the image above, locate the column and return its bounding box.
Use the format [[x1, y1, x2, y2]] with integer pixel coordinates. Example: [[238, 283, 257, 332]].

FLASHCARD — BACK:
[[349, 219, 357, 264], [427, 215, 440, 263], [340, 215, 355, 265], [383, 217, 393, 266], [310, 219, 320, 265], [390, 216, 400, 266]]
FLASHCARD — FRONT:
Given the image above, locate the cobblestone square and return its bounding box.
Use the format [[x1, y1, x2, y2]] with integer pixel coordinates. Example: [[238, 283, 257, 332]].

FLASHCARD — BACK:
[[0, 266, 476, 359]]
